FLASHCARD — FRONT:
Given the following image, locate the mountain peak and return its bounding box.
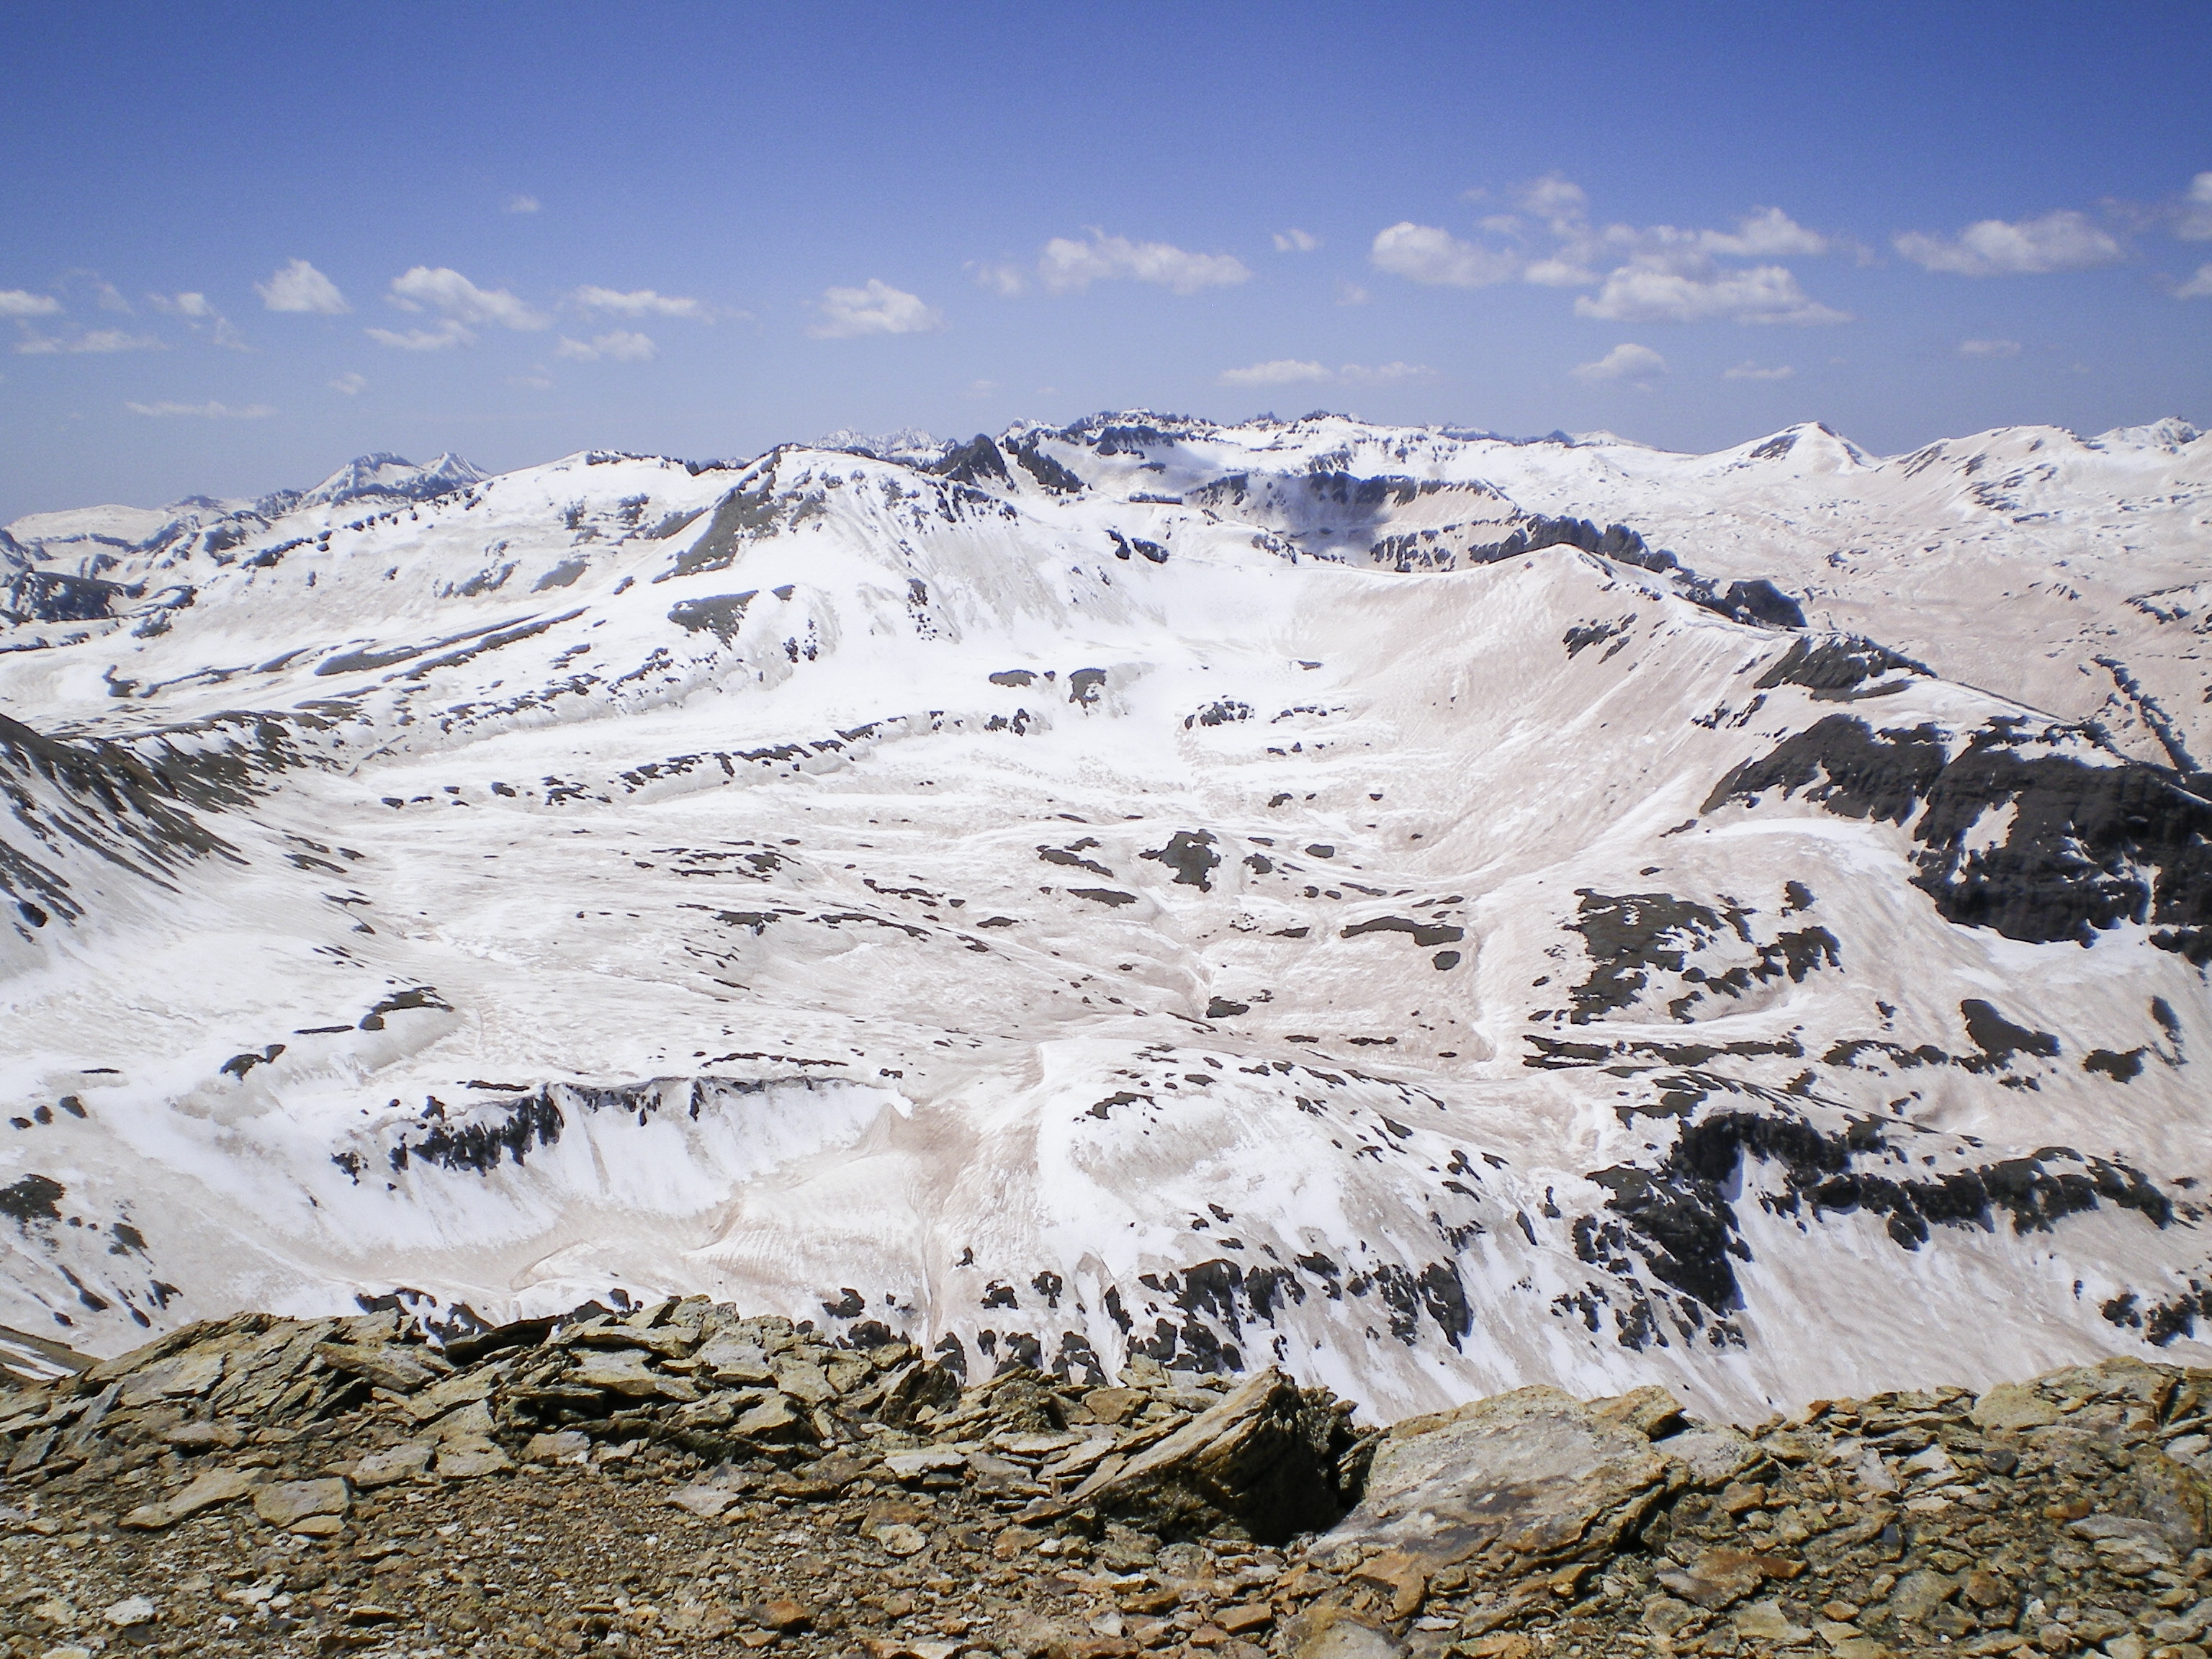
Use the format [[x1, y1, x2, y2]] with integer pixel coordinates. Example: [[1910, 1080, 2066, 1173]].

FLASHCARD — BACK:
[[298, 451, 485, 511]]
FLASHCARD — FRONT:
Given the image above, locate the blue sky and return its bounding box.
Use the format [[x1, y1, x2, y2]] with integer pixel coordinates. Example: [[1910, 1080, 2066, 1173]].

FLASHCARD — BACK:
[[4, 0, 2208, 521]]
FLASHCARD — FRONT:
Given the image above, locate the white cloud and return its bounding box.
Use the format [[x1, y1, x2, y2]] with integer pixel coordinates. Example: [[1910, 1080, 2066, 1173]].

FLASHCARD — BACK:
[[1334, 280, 1372, 306], [1035, 232, 1251, 295], [1272, 228, 1320, 253], [1520, 174, 1588, 225], [969, 261, 1031, 298], [256, 259, 350, 314], [0, 291, 60, 318], [125, 400, 274, 418], [1523, 258, 1599, 287], [89, 279, 132, 315], [1894, 211, 2123, 276], [1572, 342, 1666, 384], [808, 279, 945, 338], [1339, 361, 1435, 384], [1218, 359, 1437, 388], [1370, 222, 1521, 288], [505, 194, 540, 215], [966, 379, 998, 400], [150, 291, 217, 319], [1957, 338, 2023, 358], [2180, 173, 2212, 240], [1218, 359, 1332, 387], [1703, 207, 1829, 258], [148, 292, 247, 349], [1724, 361, 1795, 380], [15, 328, 163, 354], [556, 329, 656, 362], [1375, 182, 1847, 329], [329, 370, 367, 395], [509, 367, 555, 390], [1574, 263, 1850, 325], [2177, 264, 2212, 300], [572, 285, 711, 320], [387, 266, 549, 330], [366, 320, 475, 351]]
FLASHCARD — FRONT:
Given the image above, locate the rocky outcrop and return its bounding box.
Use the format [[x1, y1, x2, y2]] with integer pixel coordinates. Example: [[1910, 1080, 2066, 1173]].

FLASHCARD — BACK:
[[3, 1301, 2211, 1659]]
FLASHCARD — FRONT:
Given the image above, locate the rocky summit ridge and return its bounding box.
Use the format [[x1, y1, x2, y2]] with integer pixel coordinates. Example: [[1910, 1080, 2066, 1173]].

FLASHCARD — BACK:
[[1, 410, 2210, 1429], [1, 1295, 2210, 1659]]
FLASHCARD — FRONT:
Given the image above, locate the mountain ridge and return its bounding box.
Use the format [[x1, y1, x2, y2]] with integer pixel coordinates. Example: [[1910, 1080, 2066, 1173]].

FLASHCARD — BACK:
[[1, 411, 2207, 1426]]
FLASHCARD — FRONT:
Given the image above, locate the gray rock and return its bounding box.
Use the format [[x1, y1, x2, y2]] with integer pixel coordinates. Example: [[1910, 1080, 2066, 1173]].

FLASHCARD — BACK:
[[523, 1429, 593, 1465], [1885, 1568, 1959, 1623], [436, 1439, 515, 1480], [315, 1340, 449, 1393], [734, 1391, 803, 1439], [2132, 1449, 2212, 1552], [103, 1595, 158, 1628], [1654, 1425, 1758, 1489], [1064, 1367, 1353, 1543], [1326, 1385, 1677, 1578], [1285, 1606, 1406, 1659], [1970, 1381, 2059, 1432], [350, 1442, 433, 1487], [570, 1348, 696, 1400]]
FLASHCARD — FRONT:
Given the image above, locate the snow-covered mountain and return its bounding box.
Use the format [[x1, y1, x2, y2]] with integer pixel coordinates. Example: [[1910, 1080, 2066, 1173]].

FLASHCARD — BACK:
[[2, 413, 2208, 1423]]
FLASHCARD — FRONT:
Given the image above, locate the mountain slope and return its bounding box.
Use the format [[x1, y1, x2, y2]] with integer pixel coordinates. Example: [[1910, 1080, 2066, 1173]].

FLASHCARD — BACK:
[[1, 416, 2207, 1422]]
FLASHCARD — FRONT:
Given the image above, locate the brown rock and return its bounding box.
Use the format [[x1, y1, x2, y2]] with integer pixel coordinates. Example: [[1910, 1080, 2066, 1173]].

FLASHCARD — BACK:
[[1085, 1388, 1146, 1426], [1653, 1547, 1804, 1611], [253, 1478, 351, 1529], [1960, 1569, 2009, 1609], [1351, 1550, 1427, 1620], [1589, 1385, 1686, 1439], [1217, 1604, 1273, 1635], [757, 1597, 812, 1630], [118, 1466, 261, 1529]]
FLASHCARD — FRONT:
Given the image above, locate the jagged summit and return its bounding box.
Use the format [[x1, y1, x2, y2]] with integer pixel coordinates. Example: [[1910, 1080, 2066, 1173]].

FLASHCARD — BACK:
[[1, 412, 2208, 1424]]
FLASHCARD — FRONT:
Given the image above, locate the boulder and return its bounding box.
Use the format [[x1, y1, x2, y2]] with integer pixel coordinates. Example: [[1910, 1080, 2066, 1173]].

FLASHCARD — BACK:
[[1323, 1385, 1680, 1581], [1063, 1367, 1354, 1542]]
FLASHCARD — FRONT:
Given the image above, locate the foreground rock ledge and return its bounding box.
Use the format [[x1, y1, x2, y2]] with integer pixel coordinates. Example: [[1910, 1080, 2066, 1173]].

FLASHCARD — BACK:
[[0, 1304, 2208, 1659]]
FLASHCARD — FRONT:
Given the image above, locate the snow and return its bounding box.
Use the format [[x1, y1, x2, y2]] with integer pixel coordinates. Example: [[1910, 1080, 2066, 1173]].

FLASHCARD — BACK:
[[0, 414, 2207, 1422]]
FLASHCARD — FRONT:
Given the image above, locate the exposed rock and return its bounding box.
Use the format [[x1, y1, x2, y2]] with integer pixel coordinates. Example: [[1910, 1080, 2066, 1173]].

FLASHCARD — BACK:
[[1328, 1384, 1677, 1578], [1285, 1605, 1406, 1659], [1062, 1367, 1359, 1542], [13, 1298, 2212, 1659], [117, 1465, 259, 1529], [252, 1477, 351, 1529]]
